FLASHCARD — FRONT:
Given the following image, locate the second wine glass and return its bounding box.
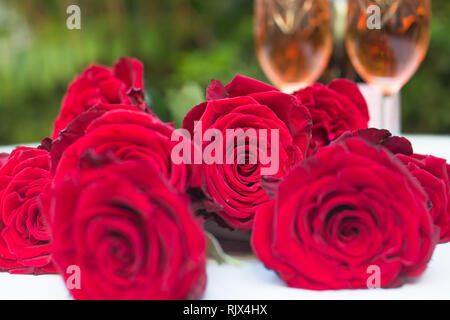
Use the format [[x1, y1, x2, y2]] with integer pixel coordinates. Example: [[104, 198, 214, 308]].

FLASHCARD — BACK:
[[345, 0, 431, 132], [254, 0, 333, 93]]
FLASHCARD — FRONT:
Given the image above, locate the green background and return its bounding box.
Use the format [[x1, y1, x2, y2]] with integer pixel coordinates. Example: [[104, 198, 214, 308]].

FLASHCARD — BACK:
[[0, 0, 448, 144]]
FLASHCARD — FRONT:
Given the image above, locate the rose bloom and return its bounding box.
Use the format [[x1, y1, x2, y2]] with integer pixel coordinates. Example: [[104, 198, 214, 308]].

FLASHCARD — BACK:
[[182, 74, 312, 231], [49, 103, 142, 173], [252, 137, 439, 290], [42, 157, 206, 299], [52, 57, 146, 139], [51, 107, 199, 193], [0, 146, 55, 274], [397, 154, 450, 243], [343, 128, 450, 243], [294, 79, 369, 153]]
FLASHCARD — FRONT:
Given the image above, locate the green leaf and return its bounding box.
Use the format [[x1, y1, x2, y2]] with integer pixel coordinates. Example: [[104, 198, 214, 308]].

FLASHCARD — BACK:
[[205, 231, 244, 266]]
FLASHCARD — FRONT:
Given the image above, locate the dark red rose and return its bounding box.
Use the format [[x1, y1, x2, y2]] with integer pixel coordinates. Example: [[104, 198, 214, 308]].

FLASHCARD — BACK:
[[397, 154, 450, 243], [52, 108, 199, 193], [342, 128, 450, 243], [0, 153, 8, 168], [42, 158, 206, 299], [182, 74, 312, 231], [294, 79, 369, 153], [0, 146, 55, 274], [52, 57, 146, 139], [338, 128, 413, 156], [252, 137, 439, 290]]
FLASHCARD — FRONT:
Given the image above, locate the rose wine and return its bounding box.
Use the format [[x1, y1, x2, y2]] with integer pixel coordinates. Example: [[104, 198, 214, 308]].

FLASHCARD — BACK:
[[346, 0, 430, 95], [254, 0, 333, 93]]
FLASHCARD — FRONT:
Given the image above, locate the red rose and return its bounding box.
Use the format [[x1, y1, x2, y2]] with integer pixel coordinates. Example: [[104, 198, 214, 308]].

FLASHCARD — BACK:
[[294, 79, 369, 153], [42, 157, 206, 299], [182, 74, 312, 231], [49, 103, 143, 173], [343, 128, 450, 243], [252, 138, 439, 290], [397, 154, 450, 243], [52, 57, 146, 139], [0, 146, 55, 274], [52, 108, 199, 193]]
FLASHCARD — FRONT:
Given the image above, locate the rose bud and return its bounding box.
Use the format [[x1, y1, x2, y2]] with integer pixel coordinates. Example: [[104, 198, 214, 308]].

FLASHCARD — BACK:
[[0, 146, 55, 274], [52, 57, 147, 139], [182, 74, 312, 231], [42, 157, 206, 299], [252, 137, 439, 290], [294, 79, 369, 154]]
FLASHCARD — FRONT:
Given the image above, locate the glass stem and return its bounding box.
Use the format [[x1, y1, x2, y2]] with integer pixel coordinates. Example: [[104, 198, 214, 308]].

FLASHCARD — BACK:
[[380, 93, 401, 135], [380, 94, 388, 130]]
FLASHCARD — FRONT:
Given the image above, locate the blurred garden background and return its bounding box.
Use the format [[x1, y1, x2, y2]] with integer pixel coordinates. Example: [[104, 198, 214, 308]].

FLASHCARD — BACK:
[[0, 0, 448, 144]]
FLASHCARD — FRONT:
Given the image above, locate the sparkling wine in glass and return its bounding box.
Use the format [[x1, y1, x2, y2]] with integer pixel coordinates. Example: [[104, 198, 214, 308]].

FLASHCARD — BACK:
[[254, 0, 333, 93], [345, 0, 431, 131]]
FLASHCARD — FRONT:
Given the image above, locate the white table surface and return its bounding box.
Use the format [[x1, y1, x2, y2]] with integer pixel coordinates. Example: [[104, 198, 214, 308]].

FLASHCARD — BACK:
[[0, 134, 449, 300]]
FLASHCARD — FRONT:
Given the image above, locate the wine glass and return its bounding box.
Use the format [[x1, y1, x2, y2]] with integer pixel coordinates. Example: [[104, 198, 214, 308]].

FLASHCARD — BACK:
[[254, 0, 333, 93], [345, 0, 431, 132]]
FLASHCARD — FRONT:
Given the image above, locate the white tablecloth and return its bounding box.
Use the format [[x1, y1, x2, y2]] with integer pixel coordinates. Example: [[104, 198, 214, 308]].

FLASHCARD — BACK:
[[0, 135, 449, 300]]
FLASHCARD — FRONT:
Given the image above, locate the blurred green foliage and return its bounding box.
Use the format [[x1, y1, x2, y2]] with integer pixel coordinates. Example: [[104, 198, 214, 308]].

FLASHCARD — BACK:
[[0, 0, 448, 144]]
